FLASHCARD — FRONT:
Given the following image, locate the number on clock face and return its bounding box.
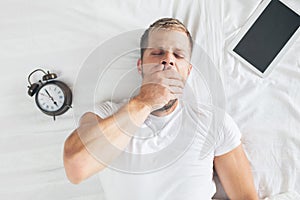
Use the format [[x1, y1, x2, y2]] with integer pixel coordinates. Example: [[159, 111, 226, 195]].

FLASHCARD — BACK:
[[37, 84, 65, 112]]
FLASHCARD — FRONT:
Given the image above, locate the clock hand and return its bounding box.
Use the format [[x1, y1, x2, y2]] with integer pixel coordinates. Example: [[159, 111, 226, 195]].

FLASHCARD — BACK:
[[53, 101, 59, 107], [44, 89, 58, 106], [41, 93, 58, 107], [45, 89, 54, 100]]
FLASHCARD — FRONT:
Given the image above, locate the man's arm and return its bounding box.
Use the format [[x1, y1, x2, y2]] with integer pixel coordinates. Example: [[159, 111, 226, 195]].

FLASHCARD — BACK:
[[63, 66, 184, 184], [214, 145, 259, 200], [63, 98, 151, 184]]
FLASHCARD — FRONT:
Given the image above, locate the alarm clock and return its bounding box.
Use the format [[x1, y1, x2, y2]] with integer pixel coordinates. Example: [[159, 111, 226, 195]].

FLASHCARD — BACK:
[[27, 69, 72, 120]]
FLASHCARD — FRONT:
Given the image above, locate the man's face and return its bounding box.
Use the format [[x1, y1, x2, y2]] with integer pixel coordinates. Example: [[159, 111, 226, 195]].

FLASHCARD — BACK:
[[138, 29, 192, 82], [137, 29, 192, 113]]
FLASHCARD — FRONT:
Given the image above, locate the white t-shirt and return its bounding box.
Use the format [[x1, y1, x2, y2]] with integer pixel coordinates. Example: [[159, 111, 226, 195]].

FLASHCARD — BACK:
[[94, 100, 241, 200]]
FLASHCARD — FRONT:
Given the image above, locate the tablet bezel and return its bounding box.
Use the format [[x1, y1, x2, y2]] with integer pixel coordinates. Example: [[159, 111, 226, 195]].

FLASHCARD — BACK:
[[227, 0, 300, 78]]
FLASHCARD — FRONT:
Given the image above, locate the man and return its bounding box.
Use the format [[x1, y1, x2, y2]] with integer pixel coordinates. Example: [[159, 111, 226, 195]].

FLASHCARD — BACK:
[[64, 18, 258, 199]]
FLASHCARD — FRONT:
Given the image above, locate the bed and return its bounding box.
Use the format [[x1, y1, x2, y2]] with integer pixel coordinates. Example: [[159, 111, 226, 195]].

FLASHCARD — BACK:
[[0, 0, 299, 199]]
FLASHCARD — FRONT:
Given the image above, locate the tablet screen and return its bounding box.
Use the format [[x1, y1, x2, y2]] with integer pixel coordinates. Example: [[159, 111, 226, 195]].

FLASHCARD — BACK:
[[233, 0, 300, 73]]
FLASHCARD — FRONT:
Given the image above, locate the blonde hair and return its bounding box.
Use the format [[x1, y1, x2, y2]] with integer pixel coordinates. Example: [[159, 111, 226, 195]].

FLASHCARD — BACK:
[[140, 18, 193, 59]]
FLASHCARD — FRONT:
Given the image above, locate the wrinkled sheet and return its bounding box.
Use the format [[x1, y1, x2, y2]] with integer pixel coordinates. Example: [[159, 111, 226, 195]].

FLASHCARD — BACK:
[[221, 0, 300, 199]]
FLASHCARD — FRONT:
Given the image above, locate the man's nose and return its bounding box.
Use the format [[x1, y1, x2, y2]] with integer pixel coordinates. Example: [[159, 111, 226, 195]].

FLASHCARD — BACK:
[[161, 52, 174, 70]]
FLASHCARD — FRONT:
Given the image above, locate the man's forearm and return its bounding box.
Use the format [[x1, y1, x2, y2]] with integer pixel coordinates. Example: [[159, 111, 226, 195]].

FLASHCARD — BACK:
[[63, 97, 151, 183], [78, 97, 151, 151]]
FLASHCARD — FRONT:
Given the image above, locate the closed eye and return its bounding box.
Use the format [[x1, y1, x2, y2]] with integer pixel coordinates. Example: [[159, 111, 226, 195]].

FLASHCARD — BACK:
[[151, 50, 163, 55], [174, 53, 185, 59]]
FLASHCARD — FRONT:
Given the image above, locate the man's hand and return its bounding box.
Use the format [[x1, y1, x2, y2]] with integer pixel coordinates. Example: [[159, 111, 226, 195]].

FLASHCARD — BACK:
[[135, 63, 185, 111]]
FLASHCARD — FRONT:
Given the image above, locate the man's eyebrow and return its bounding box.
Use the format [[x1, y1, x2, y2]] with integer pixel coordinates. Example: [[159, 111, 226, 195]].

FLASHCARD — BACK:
[[175, 47, 188, 51], [174, 48, 188, 54]]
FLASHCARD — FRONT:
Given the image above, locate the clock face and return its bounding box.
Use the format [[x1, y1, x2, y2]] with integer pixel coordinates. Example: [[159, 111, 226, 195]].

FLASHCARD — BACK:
[[36, 83, 65, 112]]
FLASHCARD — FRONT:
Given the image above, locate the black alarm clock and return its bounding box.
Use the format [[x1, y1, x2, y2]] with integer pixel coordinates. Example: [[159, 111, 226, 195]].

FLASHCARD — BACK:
[[27, 69, 72, 120]]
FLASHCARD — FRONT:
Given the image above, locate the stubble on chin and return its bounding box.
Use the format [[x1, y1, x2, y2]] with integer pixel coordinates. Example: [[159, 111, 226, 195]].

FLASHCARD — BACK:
[[152, 99, 177, 113]]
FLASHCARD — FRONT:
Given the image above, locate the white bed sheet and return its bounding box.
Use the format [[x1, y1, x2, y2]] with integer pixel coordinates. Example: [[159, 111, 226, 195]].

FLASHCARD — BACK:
[[0, 0, 299, 199], [221, 0, 300, 198]]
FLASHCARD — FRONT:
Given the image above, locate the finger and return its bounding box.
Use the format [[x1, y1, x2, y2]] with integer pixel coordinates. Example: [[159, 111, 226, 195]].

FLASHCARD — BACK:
[[162, 69, 184, 81], [163, 79, 184, 89], [170, 93, 177, 100], [169, 90, 183, 100], [173, 93, 183, 100], [142, 63, 164, 73], [152, 64, 165, 73], [168, 85, 184, 95]]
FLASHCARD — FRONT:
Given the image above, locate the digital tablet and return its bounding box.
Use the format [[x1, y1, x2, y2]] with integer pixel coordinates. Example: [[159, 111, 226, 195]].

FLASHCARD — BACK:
[[228, 0, 300, 78]]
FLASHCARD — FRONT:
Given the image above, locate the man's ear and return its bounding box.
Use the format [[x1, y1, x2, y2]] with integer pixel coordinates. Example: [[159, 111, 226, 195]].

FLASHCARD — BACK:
[[187, 64, 192, 76], [137, 59, 142, 75]]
